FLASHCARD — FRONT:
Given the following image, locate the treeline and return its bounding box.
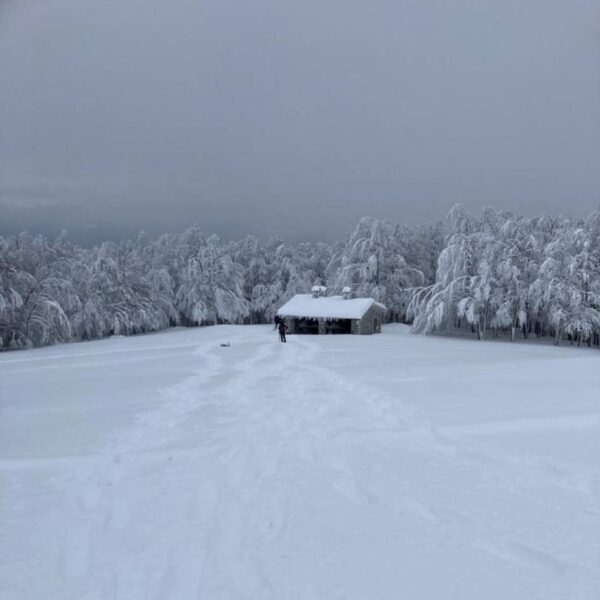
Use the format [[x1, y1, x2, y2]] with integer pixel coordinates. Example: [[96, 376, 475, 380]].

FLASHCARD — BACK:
[[409, 205, 600, 346], [2, 205, 599, 350], [0, 218, 440, 349]]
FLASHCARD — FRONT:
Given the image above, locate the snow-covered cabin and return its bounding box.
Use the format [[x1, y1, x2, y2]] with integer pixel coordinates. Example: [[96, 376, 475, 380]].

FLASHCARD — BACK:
[[277, 293, 386, 335]]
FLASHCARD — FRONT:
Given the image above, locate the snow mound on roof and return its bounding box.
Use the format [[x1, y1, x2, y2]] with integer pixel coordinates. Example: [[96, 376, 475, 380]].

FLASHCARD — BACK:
[[277, 294, 386, 320]]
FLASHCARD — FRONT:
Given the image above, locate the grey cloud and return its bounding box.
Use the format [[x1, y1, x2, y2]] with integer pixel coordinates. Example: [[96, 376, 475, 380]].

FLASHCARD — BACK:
[[1, 0, 599, 245]]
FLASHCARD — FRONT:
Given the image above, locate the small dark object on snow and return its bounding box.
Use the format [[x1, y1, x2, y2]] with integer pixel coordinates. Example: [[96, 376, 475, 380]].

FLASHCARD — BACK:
[[220, 342, 231, 347]]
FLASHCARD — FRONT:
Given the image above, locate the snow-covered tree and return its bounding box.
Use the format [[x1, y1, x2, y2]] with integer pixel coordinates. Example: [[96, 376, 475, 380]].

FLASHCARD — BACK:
[[328, 217, 424, 320], [176, 235, 249, 325], [408, 204, 600, 346], [2, 206, 600, 350]]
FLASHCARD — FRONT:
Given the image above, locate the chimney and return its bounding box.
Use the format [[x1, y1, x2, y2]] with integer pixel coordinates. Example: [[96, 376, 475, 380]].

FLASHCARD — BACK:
[[342, 286, 352, 300], [311, 285, 320, 298]]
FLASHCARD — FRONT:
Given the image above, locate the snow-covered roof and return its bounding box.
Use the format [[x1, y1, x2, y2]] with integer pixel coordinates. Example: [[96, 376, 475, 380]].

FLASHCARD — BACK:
[[277, 294, 386, 320]]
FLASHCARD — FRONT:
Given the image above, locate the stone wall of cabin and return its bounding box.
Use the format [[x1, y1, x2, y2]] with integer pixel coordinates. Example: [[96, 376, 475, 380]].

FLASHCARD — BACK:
[[355, 304, 384, 335]]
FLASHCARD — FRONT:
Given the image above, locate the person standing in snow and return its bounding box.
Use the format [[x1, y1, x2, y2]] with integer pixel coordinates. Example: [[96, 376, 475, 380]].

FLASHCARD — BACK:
[[274, 314, 281, 330], [278, 319, 288, 343]]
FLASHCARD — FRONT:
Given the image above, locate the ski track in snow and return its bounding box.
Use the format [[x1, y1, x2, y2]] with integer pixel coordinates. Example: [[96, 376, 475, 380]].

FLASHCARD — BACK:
[[1, 325, 599, 599]]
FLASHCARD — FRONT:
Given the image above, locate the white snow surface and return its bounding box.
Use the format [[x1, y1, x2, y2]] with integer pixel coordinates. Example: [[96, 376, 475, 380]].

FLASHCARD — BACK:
[[1, 325, 599, 599], [277, 294, 385, 319]]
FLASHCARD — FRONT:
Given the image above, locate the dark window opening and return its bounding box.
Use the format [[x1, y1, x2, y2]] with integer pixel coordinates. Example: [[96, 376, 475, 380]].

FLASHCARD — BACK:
[[293, 318, 319, 334], [325, 319, 352, 334]]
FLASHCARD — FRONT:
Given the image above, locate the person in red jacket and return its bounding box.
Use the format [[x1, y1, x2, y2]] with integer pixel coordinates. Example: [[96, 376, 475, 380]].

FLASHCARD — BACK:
[[277, 319, 288, 343]]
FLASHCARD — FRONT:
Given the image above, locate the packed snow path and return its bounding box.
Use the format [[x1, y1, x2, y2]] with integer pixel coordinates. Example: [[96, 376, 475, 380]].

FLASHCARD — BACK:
[[1, 325, 599, 599]]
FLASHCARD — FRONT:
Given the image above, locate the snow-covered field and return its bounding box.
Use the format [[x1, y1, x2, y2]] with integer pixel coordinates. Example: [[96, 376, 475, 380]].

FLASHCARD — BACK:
[[1, 325, 599, 599]]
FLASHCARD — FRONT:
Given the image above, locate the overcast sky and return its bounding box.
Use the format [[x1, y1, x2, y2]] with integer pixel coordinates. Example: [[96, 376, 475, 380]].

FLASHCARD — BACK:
[[1, 0, 599, 244]]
